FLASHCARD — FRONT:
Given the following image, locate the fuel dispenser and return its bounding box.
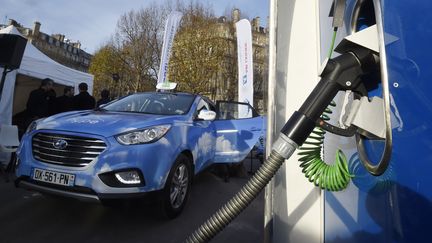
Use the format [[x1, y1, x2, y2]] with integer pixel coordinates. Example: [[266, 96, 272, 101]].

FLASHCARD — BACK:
[[186, 0, 432, 242]]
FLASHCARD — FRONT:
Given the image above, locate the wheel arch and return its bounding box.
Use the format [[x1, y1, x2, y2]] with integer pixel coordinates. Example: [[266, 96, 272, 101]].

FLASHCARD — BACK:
[[180, 150, 194, 174]]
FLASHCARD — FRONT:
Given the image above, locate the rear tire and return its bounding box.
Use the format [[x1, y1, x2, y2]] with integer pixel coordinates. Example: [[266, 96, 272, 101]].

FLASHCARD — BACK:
[[161, 154, 192, 219]]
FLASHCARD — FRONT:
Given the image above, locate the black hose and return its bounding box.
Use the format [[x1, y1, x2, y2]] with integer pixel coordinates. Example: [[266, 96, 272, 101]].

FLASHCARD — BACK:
[[185, 41, 380, 243], [185, 150, 286, 243]]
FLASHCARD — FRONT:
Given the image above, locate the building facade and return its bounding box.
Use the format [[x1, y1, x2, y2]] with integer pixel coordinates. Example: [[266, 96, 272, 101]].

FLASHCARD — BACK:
[[0, 19, 92, 72]]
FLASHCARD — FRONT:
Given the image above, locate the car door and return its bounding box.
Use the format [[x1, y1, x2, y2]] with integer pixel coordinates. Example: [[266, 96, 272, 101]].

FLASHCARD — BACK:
[[189, 97, 217, 172], [213, 101, 264, 163]]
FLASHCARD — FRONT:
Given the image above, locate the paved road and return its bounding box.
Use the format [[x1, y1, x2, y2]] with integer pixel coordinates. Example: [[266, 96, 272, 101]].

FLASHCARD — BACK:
[[0, 161, 263, 243]]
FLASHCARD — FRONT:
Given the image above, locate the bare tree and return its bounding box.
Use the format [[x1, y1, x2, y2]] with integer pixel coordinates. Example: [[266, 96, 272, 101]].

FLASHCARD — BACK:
[[89, 0, 267, 110], [113, 3, 171, 92], [90, 1, 182, 97]]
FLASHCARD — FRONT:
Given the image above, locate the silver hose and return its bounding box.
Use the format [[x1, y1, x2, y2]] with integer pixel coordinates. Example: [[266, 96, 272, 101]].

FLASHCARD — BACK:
[[185, 135, 297, 243]]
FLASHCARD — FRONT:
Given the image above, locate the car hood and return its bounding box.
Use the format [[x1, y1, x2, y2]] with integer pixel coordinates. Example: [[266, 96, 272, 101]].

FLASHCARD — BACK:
[[36, 110, 186, 137]]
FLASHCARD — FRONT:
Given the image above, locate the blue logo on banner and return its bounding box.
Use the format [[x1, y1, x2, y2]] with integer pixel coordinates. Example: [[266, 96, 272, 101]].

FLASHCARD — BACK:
[[242, 74, 247, 85]]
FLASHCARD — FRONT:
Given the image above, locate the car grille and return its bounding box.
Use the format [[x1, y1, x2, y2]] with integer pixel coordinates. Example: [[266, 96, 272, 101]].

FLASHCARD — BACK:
[[32, 133, 107, 167]]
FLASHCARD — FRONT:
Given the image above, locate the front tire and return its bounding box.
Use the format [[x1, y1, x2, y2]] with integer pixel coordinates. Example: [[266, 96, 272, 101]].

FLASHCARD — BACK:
[[162, 154, 192, 218]]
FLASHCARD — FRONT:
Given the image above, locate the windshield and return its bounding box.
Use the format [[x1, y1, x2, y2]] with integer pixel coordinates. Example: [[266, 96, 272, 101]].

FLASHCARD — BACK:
[[102, 93, 195, 115]]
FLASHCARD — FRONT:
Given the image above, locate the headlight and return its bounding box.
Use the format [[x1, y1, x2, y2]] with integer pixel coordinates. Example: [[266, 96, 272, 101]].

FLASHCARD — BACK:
[[25, 118, 45, 134], [25, 121, 38, 134], [116, 125, 171, 145]]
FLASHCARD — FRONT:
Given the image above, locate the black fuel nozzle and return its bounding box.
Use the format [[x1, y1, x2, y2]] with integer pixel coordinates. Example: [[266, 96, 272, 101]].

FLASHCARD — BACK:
[[281, 47, 379, 146]]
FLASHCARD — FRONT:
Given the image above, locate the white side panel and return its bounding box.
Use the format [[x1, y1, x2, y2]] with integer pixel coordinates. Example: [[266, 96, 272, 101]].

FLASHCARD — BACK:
[[0, 68, 16, 165], [0, 69, 16, 125], [269, 0, 323, 242]]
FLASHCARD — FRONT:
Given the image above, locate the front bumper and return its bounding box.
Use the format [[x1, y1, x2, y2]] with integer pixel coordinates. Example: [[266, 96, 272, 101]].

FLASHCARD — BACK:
[[15, 177, 162, 203], [16, 130, 181, 195]]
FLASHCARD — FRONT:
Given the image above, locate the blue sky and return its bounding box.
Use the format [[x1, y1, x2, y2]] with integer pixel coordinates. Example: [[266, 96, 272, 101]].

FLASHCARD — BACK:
[[0, 0, 269, 54]]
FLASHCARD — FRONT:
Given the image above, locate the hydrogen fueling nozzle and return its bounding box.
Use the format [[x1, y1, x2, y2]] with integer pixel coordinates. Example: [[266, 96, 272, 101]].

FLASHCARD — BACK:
[[185, 47, 380, 243], [280, 47, 379, 148]]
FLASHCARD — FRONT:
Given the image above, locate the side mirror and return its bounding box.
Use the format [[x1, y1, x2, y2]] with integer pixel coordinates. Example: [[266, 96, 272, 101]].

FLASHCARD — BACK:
[[197, 110, 216, 121]]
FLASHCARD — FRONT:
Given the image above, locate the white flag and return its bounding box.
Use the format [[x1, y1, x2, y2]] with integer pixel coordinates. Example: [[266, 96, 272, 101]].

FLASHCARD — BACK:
[[157, 11, 183, 85], [236, 19, 253, 118]]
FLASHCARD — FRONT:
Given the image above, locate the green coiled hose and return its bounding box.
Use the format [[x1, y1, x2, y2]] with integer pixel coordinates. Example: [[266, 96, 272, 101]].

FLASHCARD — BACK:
[[297, 101, 353, 191], [295, 28, 353, 192]]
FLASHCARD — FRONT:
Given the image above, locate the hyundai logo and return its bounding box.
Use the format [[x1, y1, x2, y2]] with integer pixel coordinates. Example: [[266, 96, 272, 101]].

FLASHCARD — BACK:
[[53, 139, 68, 150]]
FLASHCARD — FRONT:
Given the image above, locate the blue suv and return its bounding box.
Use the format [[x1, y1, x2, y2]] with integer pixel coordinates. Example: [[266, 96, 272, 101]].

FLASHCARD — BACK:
[[15, 91, 264, 218]]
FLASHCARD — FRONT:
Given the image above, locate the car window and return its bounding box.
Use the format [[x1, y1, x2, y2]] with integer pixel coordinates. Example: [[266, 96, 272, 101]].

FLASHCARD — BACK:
[[102, 93, 195, 115], [201, 97, 216, 112], [216, 101, 257, 120]]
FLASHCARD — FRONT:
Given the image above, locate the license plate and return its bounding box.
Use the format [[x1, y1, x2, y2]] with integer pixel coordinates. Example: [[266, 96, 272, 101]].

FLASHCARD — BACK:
[[32, 168, 75, 187]]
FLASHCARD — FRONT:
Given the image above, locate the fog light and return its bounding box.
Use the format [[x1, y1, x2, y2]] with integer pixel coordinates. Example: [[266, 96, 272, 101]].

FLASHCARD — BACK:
[[115, 171, 141, 184]]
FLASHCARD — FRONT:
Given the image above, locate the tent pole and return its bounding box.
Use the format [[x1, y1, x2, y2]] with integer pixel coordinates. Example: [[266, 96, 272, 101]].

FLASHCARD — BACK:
[[0, 67, 11, 101]]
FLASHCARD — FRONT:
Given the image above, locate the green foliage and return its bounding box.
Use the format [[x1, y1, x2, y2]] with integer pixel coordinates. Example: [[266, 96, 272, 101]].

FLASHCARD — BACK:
[[168, 5, 228, 96], [88, 0, 267, 106], [89, 45, 124, 98]]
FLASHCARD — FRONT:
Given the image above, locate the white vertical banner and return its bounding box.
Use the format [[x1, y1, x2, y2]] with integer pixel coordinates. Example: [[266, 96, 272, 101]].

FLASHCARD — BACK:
[[157, 11, 183, 85], [236, 19, 253, 118]]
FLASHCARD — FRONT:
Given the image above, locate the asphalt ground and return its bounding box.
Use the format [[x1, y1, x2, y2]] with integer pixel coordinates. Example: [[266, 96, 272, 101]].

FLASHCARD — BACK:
[[0, 158, 263, 243]]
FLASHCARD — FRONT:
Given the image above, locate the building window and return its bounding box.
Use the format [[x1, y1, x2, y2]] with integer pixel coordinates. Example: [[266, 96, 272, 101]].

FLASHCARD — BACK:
[[48, 37, 53, 44]]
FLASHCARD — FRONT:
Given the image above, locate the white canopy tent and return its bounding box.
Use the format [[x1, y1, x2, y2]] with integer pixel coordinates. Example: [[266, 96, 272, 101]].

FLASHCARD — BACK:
[[0, 25, 93, 165], [0, 25, 94, 124]]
